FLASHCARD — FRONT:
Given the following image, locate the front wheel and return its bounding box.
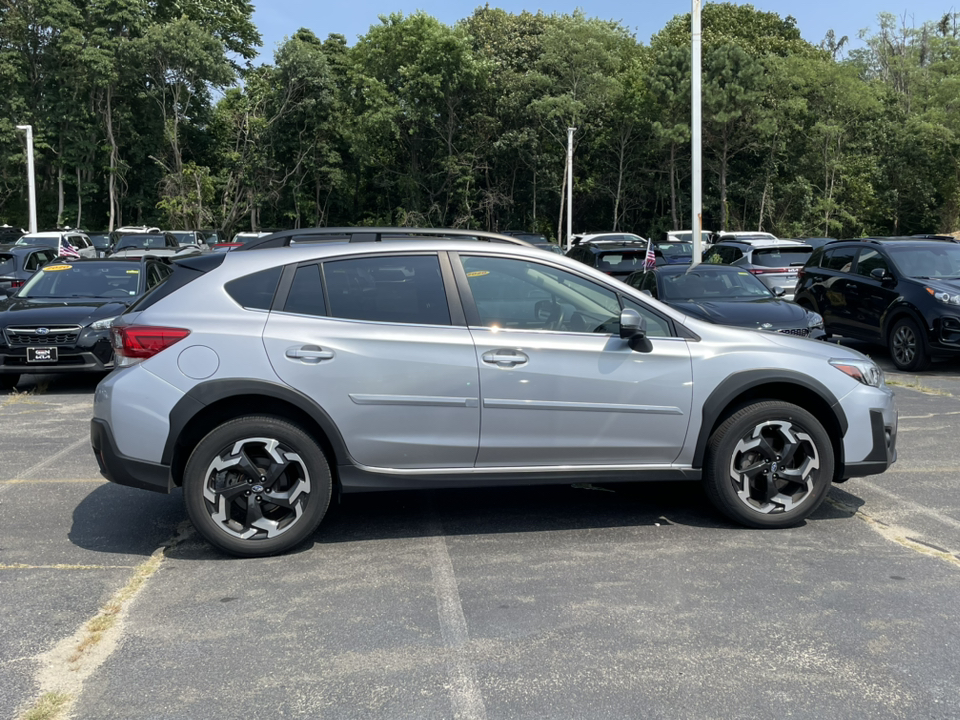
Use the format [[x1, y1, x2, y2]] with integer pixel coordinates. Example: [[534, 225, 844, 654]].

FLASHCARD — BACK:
[[703, 401, 835, 528], [888, 317, 930, 372], [183, 416, 332, 557]]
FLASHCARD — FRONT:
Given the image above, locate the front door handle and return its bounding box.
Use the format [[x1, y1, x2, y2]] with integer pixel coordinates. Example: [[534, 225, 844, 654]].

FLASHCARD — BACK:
[[482, 349, 529, 367], [285, 345, 334, 364]]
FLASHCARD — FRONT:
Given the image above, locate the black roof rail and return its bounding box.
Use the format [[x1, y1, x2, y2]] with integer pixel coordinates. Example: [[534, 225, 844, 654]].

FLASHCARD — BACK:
[[236, 227, 532, 251]]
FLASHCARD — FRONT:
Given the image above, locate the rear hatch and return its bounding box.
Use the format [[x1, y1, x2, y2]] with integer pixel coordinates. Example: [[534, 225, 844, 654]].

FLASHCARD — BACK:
[[747, 246, 812, 290], [596, 249, 648, 277], [0, 253, 19, 288]]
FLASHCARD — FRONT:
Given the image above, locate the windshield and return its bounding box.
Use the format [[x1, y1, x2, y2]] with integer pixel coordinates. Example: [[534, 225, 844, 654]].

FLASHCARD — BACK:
[[114, 234, 168, 251], [15, 235, 58, 250], [886, 244, 960, 278], [661, 269, 772, 300], [654, 242, 693, 257], [749, 247, 811, 268], [169, 232, 196, 244], [19, 262, 142, 298]]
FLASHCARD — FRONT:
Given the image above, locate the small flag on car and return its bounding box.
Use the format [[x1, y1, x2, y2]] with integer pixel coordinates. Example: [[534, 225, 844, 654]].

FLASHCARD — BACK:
[[60, 241, 80, 259], [643, 238, 656, 271]]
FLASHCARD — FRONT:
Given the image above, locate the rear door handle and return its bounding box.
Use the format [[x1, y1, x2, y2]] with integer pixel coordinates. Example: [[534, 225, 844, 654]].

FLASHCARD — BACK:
[[482, 349, 529, 367], [285, 345, 334, 364]]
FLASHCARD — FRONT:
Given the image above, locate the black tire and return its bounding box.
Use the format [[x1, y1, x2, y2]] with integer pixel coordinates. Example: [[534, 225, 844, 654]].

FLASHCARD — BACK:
[[183, 415, 332, 557], [703, 401, 835, 529], [888, 317, 930, 372], [0, 374, 19, 390]]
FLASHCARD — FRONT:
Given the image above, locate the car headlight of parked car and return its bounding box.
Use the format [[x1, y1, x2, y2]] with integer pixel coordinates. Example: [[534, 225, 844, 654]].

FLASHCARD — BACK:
[[806, 311, 824, 329], [90, 316, 118, 331], [926, 287, 960, 306], [829, 358, 884, 388]]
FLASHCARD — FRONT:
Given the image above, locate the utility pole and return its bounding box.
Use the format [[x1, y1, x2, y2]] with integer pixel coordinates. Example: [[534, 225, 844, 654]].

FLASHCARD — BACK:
[[566, 127, 575, 251], [15, 125, 38, 234], [691, 0, 703, 267]]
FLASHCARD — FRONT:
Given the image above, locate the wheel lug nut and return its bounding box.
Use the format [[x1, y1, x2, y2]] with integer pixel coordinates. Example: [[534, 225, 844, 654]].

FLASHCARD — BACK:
[[245, 490, 251, 495], [256, 495, 262, 502]]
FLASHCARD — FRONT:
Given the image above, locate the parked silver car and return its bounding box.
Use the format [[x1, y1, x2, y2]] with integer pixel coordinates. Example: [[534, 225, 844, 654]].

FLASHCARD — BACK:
[[704, 239, 813, 301], [91, 239, 897, 556]]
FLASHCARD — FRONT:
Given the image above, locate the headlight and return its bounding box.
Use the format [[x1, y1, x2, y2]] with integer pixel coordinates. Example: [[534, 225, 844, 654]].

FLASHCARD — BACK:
[[806, 311, 824, 329], [90, 316, 118, 331], [926, 287, 960, 305], [830, 358, 884, 388]]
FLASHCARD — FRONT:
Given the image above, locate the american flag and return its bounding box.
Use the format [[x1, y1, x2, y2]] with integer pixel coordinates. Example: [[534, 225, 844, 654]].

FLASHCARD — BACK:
[[59, 240, 80, 259], [643, 238, 656, 271]]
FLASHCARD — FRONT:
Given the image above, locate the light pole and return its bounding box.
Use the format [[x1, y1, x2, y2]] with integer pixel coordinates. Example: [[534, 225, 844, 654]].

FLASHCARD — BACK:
[[15, 125, 38, 234], [566, 127, 575, 251], [691, 0, 702, 267]]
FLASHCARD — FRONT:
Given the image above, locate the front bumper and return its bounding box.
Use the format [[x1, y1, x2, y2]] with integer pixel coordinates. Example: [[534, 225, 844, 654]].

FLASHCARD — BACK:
[[90, 417, 173, 493], [0, 333, 113, 374]]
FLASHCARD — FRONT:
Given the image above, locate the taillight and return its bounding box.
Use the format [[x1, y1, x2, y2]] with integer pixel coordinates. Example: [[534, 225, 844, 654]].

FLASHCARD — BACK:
[[11, 280, 24, 288], [111, 325, 190, 366], [749, 267, 787, 274]]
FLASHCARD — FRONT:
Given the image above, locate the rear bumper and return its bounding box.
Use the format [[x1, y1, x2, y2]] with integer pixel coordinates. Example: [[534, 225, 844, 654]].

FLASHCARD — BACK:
[[90, 417, 173, 493]]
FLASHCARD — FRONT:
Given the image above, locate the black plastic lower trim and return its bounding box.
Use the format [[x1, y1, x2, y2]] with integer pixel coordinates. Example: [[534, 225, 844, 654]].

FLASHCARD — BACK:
[[841, 409, 896, 479], [91, 418, 173, 493], [337, 464, 701, 493]]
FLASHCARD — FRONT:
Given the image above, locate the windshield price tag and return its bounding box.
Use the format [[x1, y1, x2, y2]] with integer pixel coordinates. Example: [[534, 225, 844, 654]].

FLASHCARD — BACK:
[[43, 264, 72, 272]]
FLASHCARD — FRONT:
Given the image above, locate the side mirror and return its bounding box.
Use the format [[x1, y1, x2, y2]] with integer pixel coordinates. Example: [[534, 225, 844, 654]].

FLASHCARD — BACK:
[[772, 286, 786, 297], [870, 267, 893, 284], [640, 289, 653, 297], [619, 308, 652, 352]]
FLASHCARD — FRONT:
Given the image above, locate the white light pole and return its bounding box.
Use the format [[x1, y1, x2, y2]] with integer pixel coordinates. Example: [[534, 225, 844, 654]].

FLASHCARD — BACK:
[[15, 125, 38, 234], [690, 1, 703, 267], [566, 127, 575, 251]]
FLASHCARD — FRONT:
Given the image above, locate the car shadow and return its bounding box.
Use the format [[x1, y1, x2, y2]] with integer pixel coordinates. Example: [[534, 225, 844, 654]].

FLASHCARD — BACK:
[[70, 479, 869, 561], [69, 483, 186, 557], [7, 372, 106, 396]]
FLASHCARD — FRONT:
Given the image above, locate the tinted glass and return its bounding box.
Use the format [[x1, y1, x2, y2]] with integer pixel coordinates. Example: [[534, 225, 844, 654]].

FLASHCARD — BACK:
[[596, 250, 647, 272], [653, 242, 693, 258], [20, 262, 142, 298], [169, 232, 196, 245], [284, 264, 326, 316], [0, 254, 15, 274], [885, 244, 960, 278], [114, 234, 168, 250], [460, 255, 621, 334], [225, 266, 283, 310], [855, 249, 889, 278], [661, 269, 770, 300], [324, 255, 450, 325], [822, 247, 857, 272], [749, 248, 811, 267], [146, 262, 171, 290], [15, 235, 58, 250]]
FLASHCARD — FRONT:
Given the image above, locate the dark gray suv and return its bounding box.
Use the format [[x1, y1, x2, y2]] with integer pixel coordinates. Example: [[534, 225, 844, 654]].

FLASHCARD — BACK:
[[91, 239, 897, 556]]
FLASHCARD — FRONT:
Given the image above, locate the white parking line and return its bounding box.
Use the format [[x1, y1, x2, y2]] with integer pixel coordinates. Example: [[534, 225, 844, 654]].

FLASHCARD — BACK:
[[425, 528, 488, 720], [16, 436, 89, 480]]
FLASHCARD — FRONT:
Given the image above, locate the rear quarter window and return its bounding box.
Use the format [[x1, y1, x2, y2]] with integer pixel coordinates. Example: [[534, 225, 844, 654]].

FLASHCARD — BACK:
[[0, 254, 15, 274], [225, 266, 283, 310]]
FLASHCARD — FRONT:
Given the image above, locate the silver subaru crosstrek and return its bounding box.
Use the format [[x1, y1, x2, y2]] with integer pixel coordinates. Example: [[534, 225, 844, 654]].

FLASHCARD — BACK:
[[91, 239, 897, 557]]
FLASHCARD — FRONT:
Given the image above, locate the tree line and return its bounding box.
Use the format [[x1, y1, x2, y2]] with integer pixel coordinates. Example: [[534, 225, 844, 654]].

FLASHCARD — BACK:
[[2, 1, 959, 241]]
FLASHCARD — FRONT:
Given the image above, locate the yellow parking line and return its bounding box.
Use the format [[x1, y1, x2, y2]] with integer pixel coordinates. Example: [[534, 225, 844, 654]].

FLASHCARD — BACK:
[[0, 563, 137, 570], [0, 478, 106, 484]]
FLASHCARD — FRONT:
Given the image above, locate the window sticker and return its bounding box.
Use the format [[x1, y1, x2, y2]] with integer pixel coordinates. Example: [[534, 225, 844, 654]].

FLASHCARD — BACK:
[[466, 270, 489, 277], [43, 264, 72, 272]]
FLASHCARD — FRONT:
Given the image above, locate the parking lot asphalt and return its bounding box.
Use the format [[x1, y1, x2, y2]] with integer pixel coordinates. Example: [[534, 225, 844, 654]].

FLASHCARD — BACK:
[[2, 356, 960, 720]]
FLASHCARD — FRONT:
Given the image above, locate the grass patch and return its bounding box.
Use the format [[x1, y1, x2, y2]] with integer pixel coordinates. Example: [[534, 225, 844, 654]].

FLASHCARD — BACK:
[[885, 377, 953, 396], [19, 692, 70, 720], [67, 552, 164, 664]]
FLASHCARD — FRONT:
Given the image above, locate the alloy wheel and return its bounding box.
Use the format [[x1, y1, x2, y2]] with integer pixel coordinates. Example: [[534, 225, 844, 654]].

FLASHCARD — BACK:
[[892, 324, 917, 367], [201, 437, 312, 540], [728, 420, 821, 514]]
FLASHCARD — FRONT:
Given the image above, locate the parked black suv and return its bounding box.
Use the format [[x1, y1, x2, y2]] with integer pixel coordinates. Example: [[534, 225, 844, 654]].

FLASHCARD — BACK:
[[793, 238, 960, 370], [566, 240, 650, 279]]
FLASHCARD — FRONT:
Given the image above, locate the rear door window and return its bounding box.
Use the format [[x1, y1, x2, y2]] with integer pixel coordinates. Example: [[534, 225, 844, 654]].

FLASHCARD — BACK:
[[323, 255, 450, 325], [822, 247, 857, 273]]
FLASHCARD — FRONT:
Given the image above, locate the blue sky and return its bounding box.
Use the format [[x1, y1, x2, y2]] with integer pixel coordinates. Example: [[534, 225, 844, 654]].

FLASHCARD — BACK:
[[251, 0, 957, 61]]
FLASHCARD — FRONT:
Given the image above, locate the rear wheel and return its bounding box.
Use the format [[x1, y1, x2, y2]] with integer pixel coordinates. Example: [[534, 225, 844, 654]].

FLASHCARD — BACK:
[[183, 416, 332, 557], [888, 317, 930, 372], [703, 401, 834, 528], [0, 374, 19, 390]]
